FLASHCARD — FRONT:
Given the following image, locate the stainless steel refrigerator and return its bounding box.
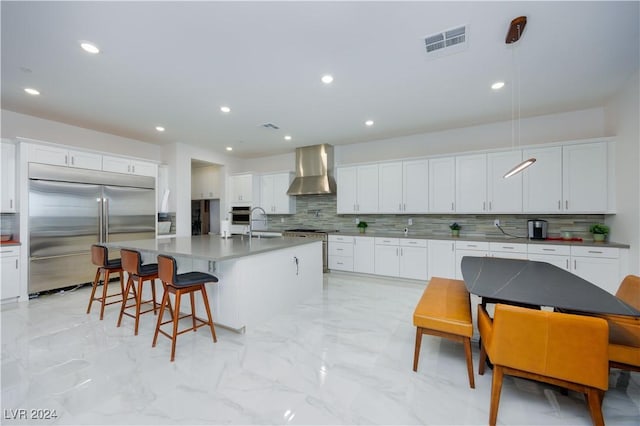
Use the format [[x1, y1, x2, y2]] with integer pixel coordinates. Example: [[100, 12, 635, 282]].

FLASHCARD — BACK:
[[28, 163, 156, 293]]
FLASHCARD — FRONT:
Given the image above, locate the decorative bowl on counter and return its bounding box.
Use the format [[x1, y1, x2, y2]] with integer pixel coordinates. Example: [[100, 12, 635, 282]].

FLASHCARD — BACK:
[[561, 231, 572, 240]]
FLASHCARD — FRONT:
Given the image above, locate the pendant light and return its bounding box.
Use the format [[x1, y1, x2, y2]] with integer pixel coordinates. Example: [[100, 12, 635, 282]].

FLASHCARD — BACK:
[[503, 16, 536, 179]]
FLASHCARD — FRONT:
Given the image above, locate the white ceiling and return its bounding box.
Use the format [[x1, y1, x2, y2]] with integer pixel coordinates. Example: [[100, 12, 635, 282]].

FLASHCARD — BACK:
[[2, 1, 638, 159]]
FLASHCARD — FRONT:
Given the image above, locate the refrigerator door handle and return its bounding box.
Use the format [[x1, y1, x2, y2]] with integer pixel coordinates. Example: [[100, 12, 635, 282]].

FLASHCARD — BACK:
[[104, 198, 110, 242], [98, 197, 104, 243]]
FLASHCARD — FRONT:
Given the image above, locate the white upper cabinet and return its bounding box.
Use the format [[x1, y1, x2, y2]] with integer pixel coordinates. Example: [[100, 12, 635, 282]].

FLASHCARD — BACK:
[[403, 159, 429, 213], [102, 155, 156, 177], [260, 172, 295, 214], [336, 164, 378, 213], [378, 162, 403, 213], [455, 154, 487, 213], [487, 151, 522, 213], [522, 146, 563, 213], [562, 142, 608, 213], [429, 157, 455, 213], [28, 144, 102, 170], [229, 174, 253, 204], [1, 142, 17, 212], [378, 160, 428, 214]]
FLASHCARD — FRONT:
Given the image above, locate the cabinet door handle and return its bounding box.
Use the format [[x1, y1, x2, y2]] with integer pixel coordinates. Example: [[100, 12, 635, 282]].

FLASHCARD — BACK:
[[451, 243, 454, 252], [558, 200, 561, 210], [15, 259, 18, 268], [502, 246, 514, 249], [574, 259, 577, 269], [132, 165, 135, 173], [468, 244, 477, 247], [65, 154, 68, 165], [588, 250, 603, 254], [336, 248, 343, 251], [451, 202, 454, 211], [566, 259, 569, 269], [542, 248, 555, 252], [401, 248, 403, 256], [396, 248, 399, 256], [403, 203, 406, 211], [566, 200, 569, 210], [483, 201, 486, 211], [9, 199, 13, 209], [71, 156, 75, 165], [489, 201, 492, 211], [399, 203, 402, 211]]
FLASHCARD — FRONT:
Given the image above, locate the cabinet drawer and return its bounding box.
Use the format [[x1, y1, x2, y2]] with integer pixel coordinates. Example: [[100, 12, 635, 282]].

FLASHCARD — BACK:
[[329, 235, 354, 244], [571, 246, 619, 258], [527, 244, 571, 256], [489, 242, 527, 253], [455, 241, 489, 251], [375, 237, 400, 246], [329, 256, 354, 271], [0, 246, 20, 257], [400, 238, 427, 248], [329, 242, 353, 257]]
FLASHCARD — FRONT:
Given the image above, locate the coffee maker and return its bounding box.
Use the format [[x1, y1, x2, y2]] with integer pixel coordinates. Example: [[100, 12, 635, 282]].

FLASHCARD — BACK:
[[527, 219, 548, 240]]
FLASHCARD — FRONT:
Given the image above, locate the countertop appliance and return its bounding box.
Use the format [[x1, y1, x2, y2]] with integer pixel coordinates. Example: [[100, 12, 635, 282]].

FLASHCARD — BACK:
[[527, 219, 548, 240], [282, 229, 337, 272], [28, 163, 156, 294]]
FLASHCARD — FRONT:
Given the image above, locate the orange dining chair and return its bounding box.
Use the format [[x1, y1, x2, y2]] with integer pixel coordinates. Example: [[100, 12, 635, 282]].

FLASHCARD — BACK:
[[602, 275, 640, 372], [478, 303, 609, 426]]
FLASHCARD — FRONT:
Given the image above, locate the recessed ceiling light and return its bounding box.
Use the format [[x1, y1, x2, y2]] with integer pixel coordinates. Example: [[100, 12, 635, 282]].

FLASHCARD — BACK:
[[284, 135, 292, 141], [155, 126, 165, 132], [220, 106, 231, 113], [24, 88, 40, 96], [321, 74, 334, 84], [491, 81, 505, 90], [226, 146, 233, 151], [80, 42, 100, 54], [365, 120, 374, 126]]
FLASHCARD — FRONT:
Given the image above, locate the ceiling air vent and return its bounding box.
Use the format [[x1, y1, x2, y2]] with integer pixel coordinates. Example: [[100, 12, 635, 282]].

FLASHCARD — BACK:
[[424, 25, 468, 58], [262, 123, 280, 130]]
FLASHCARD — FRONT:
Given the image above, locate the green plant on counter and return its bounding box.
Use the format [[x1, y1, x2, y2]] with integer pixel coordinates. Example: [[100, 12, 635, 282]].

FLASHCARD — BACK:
[[589, 224, 609, 235], [357, 221, 368, 233], [449, 222, 461, 231]]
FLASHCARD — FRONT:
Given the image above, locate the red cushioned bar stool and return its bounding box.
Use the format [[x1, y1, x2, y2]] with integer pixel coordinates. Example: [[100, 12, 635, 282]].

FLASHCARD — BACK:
[[86, 244, 126, 320], [153, 254, 218, 361], [117, 248, 161, 335]]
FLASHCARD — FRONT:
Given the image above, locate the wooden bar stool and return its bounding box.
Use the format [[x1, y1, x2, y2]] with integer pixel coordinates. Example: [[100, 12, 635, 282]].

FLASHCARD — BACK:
[[86, 244, 126, 320], [117, 249, 160, 335], [153, 254, 218, 361]]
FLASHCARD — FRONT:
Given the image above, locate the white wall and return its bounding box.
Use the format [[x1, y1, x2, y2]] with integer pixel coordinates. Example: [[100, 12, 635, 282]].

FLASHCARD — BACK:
[[166, 142, 236, 236], [1, 109, 163, 161], [605, 71, 640, 275], [335, 108, 607, 165]]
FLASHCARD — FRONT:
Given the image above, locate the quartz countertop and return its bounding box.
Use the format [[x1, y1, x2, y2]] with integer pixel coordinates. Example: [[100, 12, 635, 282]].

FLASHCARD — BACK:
[[330, 231, 630, 249], [108, 234, 318, 262], [0, 240, 21, 246]]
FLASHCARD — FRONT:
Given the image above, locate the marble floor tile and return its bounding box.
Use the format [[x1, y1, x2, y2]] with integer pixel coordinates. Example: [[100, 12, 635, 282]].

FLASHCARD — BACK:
[[1, 272, 639, 425]]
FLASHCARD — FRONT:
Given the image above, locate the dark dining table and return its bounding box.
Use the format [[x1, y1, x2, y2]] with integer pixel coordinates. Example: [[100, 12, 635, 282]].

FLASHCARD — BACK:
[[460, 256, 640, 317]]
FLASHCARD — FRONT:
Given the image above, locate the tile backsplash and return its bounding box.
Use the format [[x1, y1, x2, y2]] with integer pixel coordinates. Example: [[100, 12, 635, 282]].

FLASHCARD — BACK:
[[0, 213, 20, 240], [262, 194, 605, 240]]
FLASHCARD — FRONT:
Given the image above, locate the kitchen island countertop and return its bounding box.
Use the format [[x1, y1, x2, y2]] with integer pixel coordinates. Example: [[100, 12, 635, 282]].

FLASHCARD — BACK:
[[108, 234, 317, 262]]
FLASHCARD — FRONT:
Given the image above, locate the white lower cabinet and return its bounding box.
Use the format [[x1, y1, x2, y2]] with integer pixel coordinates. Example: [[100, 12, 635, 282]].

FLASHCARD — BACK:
[[527, 244, 571, 271], [427, 240, 456, 279], [375, 238, 400, 277], [489, 242, 528, 259], [328, 235, 354, 272], [399, 239, 428, 280], [570, 246, 620, 295], [353, 237, 375, 274], [1, 246, 20, 301], [455, 241, 489, 280], [374, 237, 427, 280]]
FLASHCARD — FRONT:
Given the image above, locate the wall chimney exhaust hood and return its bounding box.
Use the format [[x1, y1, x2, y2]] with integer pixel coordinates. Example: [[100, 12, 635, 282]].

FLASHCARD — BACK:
[[286, 144, 336, 195]]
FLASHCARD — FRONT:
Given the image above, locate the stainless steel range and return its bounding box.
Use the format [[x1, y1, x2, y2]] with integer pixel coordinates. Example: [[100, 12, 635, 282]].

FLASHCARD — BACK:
[[282, 229, 337, 272]]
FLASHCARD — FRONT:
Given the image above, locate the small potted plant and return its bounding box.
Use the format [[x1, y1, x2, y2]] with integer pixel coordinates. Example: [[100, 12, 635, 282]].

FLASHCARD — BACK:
[[449, 222, 461, 237], [589, 224, 609, 242], [357, 221, 368, 234]]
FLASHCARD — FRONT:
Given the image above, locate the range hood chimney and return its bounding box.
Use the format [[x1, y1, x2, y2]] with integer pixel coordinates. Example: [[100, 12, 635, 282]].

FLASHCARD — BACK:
[[286, 144, 336, 196]]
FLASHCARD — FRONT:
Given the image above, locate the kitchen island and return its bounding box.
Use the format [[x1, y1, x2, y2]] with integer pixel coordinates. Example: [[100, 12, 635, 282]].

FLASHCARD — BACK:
[[108, 235, 323, 332]]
